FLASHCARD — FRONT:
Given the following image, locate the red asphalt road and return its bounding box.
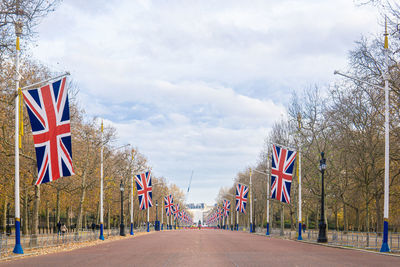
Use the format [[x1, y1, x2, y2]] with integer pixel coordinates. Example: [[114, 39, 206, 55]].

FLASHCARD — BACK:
[[1, 229, 400, 267]]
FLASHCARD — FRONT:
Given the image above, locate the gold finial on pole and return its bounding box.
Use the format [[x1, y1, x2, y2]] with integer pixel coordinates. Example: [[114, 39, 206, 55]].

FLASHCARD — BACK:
[[384, 16, 389, 50], [297, 113, 302, 130]]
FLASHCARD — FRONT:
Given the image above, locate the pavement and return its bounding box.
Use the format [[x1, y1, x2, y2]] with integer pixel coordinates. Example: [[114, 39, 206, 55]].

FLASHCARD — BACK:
[[1, 229, 400, 266]]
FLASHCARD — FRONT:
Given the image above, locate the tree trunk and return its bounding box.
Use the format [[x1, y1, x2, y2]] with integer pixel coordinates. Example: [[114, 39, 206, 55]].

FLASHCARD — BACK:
[[23, 187, 28, 235], [46, 201, 49, 233], [31, 185, 40, 245], [108, 205, 111, 235], [66, 206, 70, 228], [2, 196, 7, 234], [56, 189, 60, 222], [76, 154, 90, 231], [355, 207, 359, 231], [375, 194, 382, 233], [280, 205, 284, 236], [366, 200, 370, 246], [96, 201, 100, 224], [306, 214, 309, 231], [334, 204, 338, 231], [290, 207, 295, 230], [344, 203, 348, 232], [76, 185, 87, 231]]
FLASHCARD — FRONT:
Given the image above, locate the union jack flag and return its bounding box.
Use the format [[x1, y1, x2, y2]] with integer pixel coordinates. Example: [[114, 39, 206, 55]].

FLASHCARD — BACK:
[[217, 207, 223, 220], [164, 194, 173, 216], [223, 199, 231, 217], [22, 77, 74, 185], [173, 204, 180, 219], [235, 183, 249, 213], [135, 171, 153, 210], [271, 144, 297, 204]]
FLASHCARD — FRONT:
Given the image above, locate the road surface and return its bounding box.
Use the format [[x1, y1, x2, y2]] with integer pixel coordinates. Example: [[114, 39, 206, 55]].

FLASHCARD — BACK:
[[1, 229, 399, 266]]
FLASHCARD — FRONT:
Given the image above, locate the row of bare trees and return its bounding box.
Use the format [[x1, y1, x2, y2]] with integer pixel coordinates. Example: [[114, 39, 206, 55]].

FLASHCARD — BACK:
[[0, 0, 188, 236], [216, 1, 400, 233]]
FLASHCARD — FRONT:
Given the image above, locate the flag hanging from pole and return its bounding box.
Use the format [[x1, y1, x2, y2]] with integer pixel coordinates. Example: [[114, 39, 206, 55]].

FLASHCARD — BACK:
[[173, 204, 180, 219], [270, 144, 297, 204], [235, 183, 248, 213], [22, 77, 74, 185], [164, 194, 173, 216], [135, 171, 153, 210], [223, 199, 231, 217]]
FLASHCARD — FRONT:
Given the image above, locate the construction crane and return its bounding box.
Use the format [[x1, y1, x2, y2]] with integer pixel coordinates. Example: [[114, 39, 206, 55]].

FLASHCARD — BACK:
[[185, 170, 194, 202]]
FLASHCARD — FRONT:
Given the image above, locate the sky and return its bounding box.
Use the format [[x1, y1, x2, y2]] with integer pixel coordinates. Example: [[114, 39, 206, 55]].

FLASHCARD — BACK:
[[28, 0, 381, 205]]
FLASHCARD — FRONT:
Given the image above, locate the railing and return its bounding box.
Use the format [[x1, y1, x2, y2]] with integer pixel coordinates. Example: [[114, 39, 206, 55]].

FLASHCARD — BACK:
[[0, 227, 148, 258], [253, 227, 400, 253]]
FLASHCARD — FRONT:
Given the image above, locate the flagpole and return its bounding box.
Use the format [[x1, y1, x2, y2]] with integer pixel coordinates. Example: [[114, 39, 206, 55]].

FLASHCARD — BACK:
[[161, 201, 164, 230], [266, 151, 270, 236], [13, 16, 23, 255], [99, 121, 105, 240], [297, 114, 303, 240], [230, 207, 233, 230], [236, 209, 239, 231], [249, 169, 253, 233], [130, 150, 134, 235], [147, 207, 150, 232], [381, 18, 390, 253]]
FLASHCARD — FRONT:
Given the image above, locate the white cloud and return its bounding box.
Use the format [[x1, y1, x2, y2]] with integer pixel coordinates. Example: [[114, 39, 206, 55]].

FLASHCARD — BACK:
[[29, 0, 380, 204]]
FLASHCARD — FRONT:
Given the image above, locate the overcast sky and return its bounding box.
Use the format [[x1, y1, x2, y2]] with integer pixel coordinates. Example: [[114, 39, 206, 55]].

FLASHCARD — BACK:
[[29, 0, 380, 205]]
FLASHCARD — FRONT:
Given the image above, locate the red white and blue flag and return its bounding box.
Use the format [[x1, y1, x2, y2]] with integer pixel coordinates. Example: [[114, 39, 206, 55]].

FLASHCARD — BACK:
[[217, 207, 223, 220], [164, 194, 173, 216], [22, 77, 74, 185], [271, 144, 297, 204], [173, 204, 180, 219], [135, 171, 153, 210], [223, 199, 231, 217], [235, 183, 249, 213]]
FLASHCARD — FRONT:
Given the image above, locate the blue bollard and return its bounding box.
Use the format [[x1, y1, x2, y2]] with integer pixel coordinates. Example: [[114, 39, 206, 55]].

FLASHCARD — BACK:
[[99, 223, 105, 240], [298, 222, 302, 240], [380, 220, 390, 252], [130, 223, 134, 235], [266, 222, 270, 236], [13, 219, 24, 254], [147, 222, 150, 232]]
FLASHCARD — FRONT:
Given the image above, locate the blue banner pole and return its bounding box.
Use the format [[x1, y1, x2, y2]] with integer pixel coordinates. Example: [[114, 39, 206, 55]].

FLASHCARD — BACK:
[[99, 223, 104, 240]]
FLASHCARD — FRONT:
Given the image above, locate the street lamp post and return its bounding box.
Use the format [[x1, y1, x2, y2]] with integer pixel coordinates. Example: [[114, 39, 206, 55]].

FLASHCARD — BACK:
[[317, 152, 327, 243], [53, 208, 56, 234], [130, 149, 135, 236], [297, 113, 303, 241], [155, 200, 159, 231], [249, 170, 253, 233], [161, 200, 163, 231], [254, 198, 257, 232], [120, 180, 125, 236]]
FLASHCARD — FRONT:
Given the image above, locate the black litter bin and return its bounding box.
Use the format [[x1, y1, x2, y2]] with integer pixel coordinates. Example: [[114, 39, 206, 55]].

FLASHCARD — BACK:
[[155, 221, 160, 231]]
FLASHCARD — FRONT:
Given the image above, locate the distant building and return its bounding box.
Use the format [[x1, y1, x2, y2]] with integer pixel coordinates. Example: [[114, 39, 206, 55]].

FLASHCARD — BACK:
[[186, 203, 213, 225]]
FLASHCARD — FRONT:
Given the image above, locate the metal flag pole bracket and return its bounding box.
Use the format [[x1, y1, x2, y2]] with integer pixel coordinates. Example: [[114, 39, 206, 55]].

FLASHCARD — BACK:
[[21, 72, 70, 91], [334, 70, 386, 91], [270, 142, 296, 152]]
